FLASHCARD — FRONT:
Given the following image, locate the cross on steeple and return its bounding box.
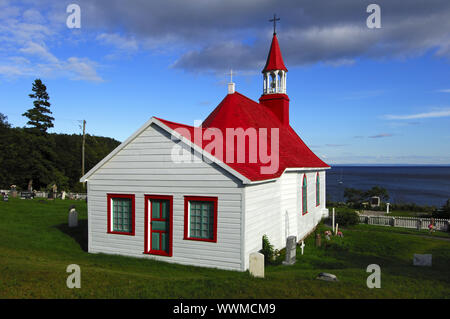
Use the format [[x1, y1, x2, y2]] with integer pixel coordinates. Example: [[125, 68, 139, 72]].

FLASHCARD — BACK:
[[228, 69, 233, 83], [269, 14, 280, 35]]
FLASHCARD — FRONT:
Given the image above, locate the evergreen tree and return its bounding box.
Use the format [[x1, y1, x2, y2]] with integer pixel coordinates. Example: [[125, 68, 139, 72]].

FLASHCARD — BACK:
[[0, 113, 11, 129], [22, 79, 54, 133]]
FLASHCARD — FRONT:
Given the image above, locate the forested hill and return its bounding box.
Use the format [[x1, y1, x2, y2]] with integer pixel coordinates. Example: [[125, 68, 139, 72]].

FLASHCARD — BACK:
[[0, 124, 120, 192]]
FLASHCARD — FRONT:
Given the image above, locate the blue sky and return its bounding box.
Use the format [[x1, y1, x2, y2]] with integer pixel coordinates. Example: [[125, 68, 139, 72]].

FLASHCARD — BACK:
[[1, 0, 449, 164]]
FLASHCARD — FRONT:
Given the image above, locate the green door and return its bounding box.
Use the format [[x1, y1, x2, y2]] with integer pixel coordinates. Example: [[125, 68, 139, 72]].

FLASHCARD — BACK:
[[149, 199, 171, 256]]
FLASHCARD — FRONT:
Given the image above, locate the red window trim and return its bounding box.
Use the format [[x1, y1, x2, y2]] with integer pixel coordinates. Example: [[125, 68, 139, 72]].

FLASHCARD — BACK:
[[316, 172, 320, 207], [144, 195, 173, 257], [107, 193, 135, 236], [184, 196, 218, 243], [302, 174, 308, 215]]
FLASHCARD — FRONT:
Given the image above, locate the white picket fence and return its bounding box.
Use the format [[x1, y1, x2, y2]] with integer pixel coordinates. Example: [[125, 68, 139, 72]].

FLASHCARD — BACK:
[[359, 215, 450, 231]]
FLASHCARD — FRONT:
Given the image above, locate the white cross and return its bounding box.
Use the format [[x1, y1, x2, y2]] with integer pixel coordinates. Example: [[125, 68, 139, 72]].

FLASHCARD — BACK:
[[300, 240, 305, 255], [228, 69, 234, 83]]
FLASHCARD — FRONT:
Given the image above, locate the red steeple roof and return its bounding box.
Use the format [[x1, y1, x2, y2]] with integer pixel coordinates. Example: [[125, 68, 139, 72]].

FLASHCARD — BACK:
[[155, 92, 329, 182], [262, 33, 287, 73]]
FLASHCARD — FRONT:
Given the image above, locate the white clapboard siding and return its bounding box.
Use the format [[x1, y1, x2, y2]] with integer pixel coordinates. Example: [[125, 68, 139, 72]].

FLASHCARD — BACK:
[[296, 171, 328, 240], [243, 179, 282, 270], [242, 169, 328, 269], [279, 172, 299, 240], [87, 123, 244, 271]]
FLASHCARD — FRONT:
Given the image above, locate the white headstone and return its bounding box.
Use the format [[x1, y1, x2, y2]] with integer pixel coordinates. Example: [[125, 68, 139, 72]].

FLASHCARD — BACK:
[[335, 223, 339, 235], [249, 252, 264, 278], [300, 240, 305, 255], [282, 236, 297, 265], [413, 254, 432, 267], [61, 191, 66, 200], [386, 202, 390, 214], [68, 208, 78, 228]]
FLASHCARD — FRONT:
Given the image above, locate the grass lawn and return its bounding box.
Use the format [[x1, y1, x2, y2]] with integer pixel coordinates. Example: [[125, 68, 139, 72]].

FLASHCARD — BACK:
[[0, 197, 449, 298]]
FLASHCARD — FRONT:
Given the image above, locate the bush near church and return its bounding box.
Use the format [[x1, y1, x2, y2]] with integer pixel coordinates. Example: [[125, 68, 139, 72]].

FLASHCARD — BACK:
[[325, 210, 359, 227]]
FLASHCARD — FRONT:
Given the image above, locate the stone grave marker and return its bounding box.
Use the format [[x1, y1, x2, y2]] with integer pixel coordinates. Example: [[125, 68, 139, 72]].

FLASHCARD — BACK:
[[68, 205, 78, 228], [315, 233, 321, 247], [413, 254, 432, 267], [316, 272, 338, 282], [249, 252, 264, 278], [282, 236, 297, 265], [300, 240, 305, 255]]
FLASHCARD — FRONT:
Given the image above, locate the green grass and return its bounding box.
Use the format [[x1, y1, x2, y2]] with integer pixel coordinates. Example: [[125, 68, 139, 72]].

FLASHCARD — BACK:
[[0, 197, 449, 298]]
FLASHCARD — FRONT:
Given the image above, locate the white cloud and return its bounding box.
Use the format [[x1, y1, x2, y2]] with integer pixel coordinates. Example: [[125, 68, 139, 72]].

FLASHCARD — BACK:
[[0, 1, 103, 82], [385, 108, 450, 120], [97, 33, 139, 51], [437, 89, 450, 93]]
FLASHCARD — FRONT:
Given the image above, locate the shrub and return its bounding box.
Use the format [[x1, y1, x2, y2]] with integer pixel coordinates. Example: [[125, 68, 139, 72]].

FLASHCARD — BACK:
[[260, 234, 275, 265], [334, 210, 359, 226]]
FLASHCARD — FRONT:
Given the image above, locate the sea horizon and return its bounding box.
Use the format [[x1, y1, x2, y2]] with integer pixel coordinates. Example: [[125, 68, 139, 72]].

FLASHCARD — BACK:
[[326, 165, 450, 207]]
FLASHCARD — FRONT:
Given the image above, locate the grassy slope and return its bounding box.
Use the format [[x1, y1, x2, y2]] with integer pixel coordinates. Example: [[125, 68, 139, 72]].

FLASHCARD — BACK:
[[0, 198, 449, 298]]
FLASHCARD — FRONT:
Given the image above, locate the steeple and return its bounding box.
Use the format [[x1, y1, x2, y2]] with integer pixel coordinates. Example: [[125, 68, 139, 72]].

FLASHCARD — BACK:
[[259, 17, 290, 126], [262, 16, 287, 95]]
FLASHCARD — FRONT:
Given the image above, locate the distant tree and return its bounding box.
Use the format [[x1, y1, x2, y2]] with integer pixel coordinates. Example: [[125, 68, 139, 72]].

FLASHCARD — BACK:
[[433, 199, 450, 219], [365, 186, 389, 202], [0, 113, 11, 129], [344, 187, 365, 205], [22, 79, 54, 133]]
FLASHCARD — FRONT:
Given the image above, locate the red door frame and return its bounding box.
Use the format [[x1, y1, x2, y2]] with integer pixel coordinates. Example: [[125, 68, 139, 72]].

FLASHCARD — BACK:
[[144, 195, 173, 257]]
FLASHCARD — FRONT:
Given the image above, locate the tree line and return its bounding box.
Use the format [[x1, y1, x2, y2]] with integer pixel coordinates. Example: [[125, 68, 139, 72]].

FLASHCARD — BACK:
[[0, 79, 120, 192]]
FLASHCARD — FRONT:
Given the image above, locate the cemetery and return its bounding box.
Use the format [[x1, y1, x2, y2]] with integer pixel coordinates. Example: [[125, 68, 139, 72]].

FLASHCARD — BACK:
[[0, 196, 449, 298]]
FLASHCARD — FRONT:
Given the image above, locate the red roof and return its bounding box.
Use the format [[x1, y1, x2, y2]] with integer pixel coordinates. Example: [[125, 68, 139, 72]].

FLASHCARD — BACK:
[[262, 33, 287, 73], [155, 92, 329, 182]]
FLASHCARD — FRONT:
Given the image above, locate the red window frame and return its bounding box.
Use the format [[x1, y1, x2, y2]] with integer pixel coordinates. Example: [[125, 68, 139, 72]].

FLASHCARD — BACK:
[[316, 172, 320, 207], [107, 193, 135, 236], [301, 175, 308, 215], [144, 195, 173, 257], [184, 196, 218, 243]]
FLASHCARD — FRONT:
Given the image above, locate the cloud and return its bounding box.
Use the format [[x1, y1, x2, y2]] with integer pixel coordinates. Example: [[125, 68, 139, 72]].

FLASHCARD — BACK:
[[0, 0, 103, 82], [384, 108, 450, 120], [66, 0, 450, 72], [97, 33, 139, 51], [2, 0, 450, 76], [369, 133, 394, 138], [437, 89, 450, 93]]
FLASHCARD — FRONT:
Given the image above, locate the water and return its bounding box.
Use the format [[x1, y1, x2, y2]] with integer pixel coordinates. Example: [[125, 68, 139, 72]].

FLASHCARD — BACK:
[[326, 166, 450, 207]]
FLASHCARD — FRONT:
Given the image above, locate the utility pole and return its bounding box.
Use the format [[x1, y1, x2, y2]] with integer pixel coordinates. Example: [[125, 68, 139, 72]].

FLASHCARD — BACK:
[[82, 120, 86, 188]]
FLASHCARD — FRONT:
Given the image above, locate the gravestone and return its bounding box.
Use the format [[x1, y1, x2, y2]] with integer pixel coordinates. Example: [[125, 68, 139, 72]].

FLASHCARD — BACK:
[[52, 184, 57, 199], [282, 236, 297, 265], [316, 272, 338, 282], [413, 254, 432, 267], [10, 185, 17, 198], [300, 240, 305, 255], [61, 191, 66, 200], [315, 233, 321, 247], [68, 206, 78, 228], [416, 219, 422, 230], [249, 252, 264, 278], [2, 194, 8, 202]]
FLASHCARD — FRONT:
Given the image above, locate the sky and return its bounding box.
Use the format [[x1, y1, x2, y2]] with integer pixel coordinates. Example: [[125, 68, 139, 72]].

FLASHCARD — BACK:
[[0, 0, 449, 165]]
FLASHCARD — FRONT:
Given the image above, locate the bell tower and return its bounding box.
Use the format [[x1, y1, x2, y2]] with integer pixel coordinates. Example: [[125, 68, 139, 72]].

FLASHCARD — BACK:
[[259, 15, 290, 125]]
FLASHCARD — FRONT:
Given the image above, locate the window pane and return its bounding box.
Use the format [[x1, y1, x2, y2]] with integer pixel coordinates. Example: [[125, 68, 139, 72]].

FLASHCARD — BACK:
[[112, 197, 132, 232], [189, 200, 214, 240]]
